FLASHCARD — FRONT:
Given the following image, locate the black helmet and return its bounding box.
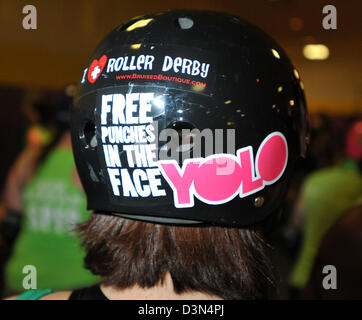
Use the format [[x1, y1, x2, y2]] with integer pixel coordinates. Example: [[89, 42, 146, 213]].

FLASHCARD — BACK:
[[71, 10, 309, 227]]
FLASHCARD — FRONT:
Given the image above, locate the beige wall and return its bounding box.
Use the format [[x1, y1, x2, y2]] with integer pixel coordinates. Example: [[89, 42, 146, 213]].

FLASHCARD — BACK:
[[0, 0, 361, 114]]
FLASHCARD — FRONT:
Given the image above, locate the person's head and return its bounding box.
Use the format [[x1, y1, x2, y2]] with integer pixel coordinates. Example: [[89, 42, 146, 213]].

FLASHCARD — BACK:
[[71, 10, 309, 299]]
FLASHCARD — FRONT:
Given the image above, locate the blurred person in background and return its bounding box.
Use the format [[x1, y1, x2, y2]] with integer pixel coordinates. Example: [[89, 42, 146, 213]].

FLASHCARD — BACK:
[[0, 85, 98, 297], [289, 119, 362, 299], [301, 202, 362, 299], [307, 114, 336, 169], [275, 114, 335, 259], [0, 93, 56, 296], [1, 94, 57, 221]]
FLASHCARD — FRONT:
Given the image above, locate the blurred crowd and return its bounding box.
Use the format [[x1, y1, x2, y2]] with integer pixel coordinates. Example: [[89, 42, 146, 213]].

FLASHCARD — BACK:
[[0, 85, 99, 297], [0, 85, 361, 299], [272, 113, 362, 299]]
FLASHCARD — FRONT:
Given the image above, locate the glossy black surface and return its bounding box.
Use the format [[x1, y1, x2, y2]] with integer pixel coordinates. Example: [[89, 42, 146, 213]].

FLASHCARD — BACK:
[[71, 10, 309, 227]]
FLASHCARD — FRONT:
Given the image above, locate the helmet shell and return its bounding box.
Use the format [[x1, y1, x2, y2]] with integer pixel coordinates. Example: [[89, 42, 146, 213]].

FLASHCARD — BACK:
[[71, 10, 309, 227]]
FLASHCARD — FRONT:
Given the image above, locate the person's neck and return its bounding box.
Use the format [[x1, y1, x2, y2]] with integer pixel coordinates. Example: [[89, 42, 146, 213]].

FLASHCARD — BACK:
[[100, 273, 222, 300]]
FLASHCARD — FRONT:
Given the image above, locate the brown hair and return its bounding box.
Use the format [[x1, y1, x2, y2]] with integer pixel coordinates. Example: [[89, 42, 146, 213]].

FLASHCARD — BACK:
[[77, 213, 278, 300]]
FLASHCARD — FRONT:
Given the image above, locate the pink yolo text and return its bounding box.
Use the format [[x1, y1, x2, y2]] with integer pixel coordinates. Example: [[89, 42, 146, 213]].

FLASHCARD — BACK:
[[158, 132, 288, 207]]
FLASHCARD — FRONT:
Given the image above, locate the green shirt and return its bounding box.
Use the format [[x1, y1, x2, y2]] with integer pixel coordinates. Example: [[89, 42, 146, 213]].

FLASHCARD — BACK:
[[15, 289, 53, 300], [6, 148, 98, 291], [290, 165, 362, 289]]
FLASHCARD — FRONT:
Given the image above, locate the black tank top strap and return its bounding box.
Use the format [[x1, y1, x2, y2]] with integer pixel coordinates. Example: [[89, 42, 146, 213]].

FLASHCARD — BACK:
[[68, 284, 108, 300]]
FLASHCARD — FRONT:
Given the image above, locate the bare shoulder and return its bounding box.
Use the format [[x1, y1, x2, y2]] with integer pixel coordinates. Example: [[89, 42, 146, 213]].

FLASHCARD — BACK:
[[3, 295, 19, 300], [39, 291, 72, 300], [3, 290, 73, 300], [4, 291, 72, 300]]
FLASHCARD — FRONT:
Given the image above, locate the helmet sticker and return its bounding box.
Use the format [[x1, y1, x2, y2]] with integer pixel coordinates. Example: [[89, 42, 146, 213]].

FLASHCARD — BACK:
[[97, 88, 288, 209], [87, 55, 108, 84], [99, 90, 165, 198], [158, 132, 288, 208], [81, 46, 216, 95]]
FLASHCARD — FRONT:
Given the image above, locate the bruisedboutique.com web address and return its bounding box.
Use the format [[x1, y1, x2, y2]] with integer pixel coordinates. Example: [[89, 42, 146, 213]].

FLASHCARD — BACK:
[[116, 73, 207, 87]]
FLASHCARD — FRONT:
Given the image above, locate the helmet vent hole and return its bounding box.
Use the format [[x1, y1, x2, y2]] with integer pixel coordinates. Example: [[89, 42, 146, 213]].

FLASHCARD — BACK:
[[166, 121, 196, 153], [177, 17, 194, 30], [83, 121, 97, 149]]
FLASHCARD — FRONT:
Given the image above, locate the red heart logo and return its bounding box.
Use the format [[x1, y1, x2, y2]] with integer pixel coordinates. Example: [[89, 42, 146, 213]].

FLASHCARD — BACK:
[[87, 55, 108, 83]]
